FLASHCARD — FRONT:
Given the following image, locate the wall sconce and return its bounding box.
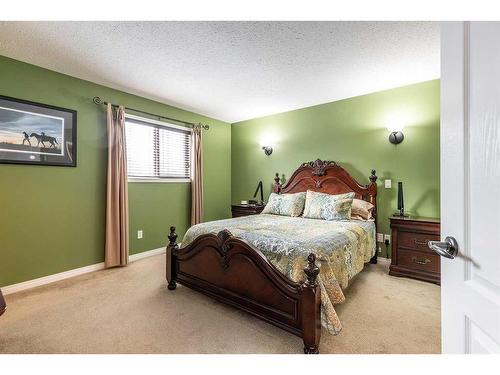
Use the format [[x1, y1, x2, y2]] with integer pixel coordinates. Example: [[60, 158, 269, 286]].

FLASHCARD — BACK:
[[387, 124, 404, 145], [262, 146, 273, 156]]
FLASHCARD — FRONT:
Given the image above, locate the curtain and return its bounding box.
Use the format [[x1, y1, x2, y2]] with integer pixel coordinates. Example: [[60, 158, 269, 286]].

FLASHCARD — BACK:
[[191, 125, 203, 225], [105, 104, 129, 268]]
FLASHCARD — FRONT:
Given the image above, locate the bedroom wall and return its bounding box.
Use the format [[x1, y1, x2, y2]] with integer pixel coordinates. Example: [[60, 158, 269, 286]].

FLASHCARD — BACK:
[[231, 80, 440, 258], [0, 55, 231, 287]]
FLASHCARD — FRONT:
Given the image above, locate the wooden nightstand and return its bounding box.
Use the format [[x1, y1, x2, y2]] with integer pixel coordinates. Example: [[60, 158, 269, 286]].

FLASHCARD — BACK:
[[231, 204, 265, 218], [389, 216, 441, 285], [0, 289, 6, 316]]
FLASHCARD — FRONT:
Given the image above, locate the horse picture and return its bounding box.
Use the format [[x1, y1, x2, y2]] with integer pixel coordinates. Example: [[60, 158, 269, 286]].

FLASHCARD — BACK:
[[0, 95, 76, 166], [0, 106, 64, 155]]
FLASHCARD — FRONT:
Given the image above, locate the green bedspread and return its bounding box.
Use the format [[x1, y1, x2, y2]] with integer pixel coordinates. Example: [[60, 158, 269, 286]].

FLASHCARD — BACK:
[[181, 213, 376, 335]]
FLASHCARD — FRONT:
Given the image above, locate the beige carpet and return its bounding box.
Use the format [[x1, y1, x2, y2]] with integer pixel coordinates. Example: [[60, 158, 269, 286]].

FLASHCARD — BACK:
[[0, 254, 440, 354]]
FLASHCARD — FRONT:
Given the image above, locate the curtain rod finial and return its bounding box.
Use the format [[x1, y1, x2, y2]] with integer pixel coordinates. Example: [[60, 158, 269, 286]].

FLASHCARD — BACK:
[[93, 96, 104, 105]]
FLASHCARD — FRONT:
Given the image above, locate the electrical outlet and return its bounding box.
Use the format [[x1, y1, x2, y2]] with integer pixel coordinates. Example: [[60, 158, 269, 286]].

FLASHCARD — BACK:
[[376, 233, 383, 242], [384, 179, 392, 188], [137, 230, 143, 239], [384, 234, 391, 244]]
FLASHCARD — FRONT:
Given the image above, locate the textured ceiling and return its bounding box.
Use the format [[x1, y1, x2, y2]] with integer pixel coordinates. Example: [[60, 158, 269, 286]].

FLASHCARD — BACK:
[[0, 22, 439, 123]]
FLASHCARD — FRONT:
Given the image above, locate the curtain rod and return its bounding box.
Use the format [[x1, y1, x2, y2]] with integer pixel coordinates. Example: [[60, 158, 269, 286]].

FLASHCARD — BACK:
[[92, 96, 209, 130]]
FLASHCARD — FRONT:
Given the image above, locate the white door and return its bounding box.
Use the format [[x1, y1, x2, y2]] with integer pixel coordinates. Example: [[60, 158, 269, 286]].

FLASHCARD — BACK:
[[439, 21, 500, 353]]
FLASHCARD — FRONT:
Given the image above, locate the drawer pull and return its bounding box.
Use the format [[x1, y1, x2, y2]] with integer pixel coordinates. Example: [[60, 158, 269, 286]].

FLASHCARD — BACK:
[[414, 239, 429, 246], [412, 257, 431, 265]]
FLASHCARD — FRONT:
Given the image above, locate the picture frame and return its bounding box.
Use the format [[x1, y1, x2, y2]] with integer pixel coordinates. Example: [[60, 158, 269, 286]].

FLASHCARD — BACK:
[[0, 95, 77, 167]]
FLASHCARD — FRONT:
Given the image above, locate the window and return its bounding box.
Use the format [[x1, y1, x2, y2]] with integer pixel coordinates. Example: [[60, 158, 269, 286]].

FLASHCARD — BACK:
[[125, 115, 191, 181]]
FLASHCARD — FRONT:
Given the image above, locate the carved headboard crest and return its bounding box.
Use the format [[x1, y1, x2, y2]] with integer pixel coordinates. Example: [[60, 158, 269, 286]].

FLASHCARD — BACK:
[[272, 159, 377, 220], [300, 159, 337, 176]]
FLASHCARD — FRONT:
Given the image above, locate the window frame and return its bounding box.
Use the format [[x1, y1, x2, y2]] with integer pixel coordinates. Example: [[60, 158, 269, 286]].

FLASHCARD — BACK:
[[125, 113, 192, 183]]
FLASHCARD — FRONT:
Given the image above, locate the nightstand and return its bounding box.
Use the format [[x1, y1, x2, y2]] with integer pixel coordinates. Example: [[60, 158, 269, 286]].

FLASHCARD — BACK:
[[231, 204, 265, 218], [389, 216, 441, 285], [0, 289, 6, 316]]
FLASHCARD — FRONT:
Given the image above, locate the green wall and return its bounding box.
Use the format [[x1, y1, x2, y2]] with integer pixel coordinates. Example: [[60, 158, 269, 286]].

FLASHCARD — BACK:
[[0, 54, 439, 287], [231, 80, 440, 257], [0, 55, 231, 287]]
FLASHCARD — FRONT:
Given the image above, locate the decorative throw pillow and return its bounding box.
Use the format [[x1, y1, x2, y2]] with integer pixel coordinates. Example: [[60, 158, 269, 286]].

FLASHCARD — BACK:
[[351, 198, 375, 221], [261, 192, 306, 217], [303, 190, 355, 221]]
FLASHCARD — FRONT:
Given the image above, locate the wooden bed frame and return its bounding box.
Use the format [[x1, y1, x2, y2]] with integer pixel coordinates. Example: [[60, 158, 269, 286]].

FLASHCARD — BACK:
[[166, 160, 377, 354]]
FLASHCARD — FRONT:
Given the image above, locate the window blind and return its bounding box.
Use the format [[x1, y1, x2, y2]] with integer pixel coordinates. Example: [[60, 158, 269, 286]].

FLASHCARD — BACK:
[[125, 117, 191, 179]]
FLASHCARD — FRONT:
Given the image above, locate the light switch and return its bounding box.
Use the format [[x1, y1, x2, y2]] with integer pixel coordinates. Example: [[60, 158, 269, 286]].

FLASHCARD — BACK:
[[384, 179, 392, 188], [376, 233, 383, 242], [137, 230, 143, 239]]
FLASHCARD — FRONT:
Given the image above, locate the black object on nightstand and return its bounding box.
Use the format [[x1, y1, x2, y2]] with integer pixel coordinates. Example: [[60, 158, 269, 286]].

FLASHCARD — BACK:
[[231, 204, 265, 218], [389, 216, 441, 285]]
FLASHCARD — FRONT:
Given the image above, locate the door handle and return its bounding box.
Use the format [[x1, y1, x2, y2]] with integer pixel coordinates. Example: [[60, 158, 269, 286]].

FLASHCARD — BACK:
[[427, 236, 459, 259]]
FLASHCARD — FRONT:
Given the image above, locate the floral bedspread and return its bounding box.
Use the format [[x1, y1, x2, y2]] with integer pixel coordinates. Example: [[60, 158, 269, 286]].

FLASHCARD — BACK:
[[181, 213, 376, 335]]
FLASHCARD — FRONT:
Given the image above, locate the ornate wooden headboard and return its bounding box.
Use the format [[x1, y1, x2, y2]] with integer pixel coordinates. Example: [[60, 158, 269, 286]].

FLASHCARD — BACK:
[[273, 159, 378, 220]]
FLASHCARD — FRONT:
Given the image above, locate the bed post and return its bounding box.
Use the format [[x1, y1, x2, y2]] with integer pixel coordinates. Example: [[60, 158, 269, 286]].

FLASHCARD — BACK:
[[302, 253, 321, 354], [273, 173, 281, 193], [368, 169, 378, 264], [166, 226, 178, 290]]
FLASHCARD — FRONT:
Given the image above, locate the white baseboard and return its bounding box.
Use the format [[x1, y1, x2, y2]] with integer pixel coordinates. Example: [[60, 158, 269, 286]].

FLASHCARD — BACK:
[[129, 247, 165, 262], [1, 247, 165, 296], [1, 262, 105, 296]]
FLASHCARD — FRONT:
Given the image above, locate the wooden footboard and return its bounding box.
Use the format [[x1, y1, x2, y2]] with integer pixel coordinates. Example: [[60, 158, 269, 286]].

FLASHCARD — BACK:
[[166, 226, 321, 354]]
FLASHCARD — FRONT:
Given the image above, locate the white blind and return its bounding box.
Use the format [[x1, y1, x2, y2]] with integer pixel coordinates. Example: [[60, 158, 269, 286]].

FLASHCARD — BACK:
[[125, 117, 191, 179]]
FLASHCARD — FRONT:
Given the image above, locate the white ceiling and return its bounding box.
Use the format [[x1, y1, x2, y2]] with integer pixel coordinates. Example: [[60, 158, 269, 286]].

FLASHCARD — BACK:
[[0, 22, 439, 123]]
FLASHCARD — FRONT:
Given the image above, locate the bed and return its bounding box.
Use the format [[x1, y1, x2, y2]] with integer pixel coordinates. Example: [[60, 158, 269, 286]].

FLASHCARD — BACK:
[[166, 159, 378, 353]]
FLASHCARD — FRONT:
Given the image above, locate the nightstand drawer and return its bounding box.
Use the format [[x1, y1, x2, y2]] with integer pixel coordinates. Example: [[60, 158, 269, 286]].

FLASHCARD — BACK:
[[398, 231, 439, 253], [397, 248, 440, 274]]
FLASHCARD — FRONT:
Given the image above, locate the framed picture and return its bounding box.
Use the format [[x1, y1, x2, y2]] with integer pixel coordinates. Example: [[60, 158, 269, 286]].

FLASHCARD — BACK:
[[0, 95, 77, 167]]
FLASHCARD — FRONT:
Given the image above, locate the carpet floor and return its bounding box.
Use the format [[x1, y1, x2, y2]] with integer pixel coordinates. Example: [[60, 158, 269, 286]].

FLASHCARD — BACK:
[[0, 254, 441, 354]]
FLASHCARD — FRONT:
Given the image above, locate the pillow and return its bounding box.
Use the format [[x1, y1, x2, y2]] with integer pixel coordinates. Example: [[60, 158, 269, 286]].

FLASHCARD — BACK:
[[351, 198, 375, 221], [261, 192, 306, 217], [303, 190, 355, 221]]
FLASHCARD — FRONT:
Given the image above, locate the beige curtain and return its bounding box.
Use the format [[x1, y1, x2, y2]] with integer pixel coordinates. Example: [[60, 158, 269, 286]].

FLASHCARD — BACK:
[[105, 104, 129, 268], [191, 125, 203, 225]]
